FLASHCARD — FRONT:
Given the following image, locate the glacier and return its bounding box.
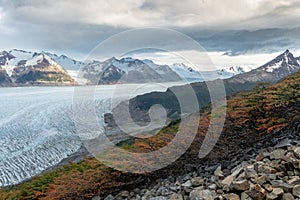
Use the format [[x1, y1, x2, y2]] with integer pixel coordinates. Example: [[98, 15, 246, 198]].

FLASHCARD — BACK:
[[0, 82, 184, 187]]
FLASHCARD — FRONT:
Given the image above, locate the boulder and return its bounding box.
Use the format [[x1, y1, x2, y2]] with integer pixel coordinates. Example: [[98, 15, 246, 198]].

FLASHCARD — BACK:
[[214, 166, 224, 178], [221, 175, 234, 186], [270, 149, 286, 160], [191, 177, 204, 187], [282, 193, 295, 200], [292, 184, 300, 197], [246, 184, 267, 200], [293, 147, 300, 159], [232, 180, 250, 191], [189, 189, 216, 200], [226, 193, 240, 200]]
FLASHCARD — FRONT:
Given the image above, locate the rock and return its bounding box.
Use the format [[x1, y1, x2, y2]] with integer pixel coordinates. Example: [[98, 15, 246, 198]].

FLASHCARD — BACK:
[[214, 166, 224, 178], [208, 184, 217, 190], [104, 195, 114, 200], [226, 193, 240, 200], [280, 183, 293, 193], [293, 160, 300, 169], [293, 147, 300, 159], [282, 193, 295, 200], [189, 189, 216, 200], [256, 175, 268, 185], [232, 180, 250, 191], [256, 152, 266, 161], [266, 192, 277, 200], [263, 183, 273, 192], [240, 192, 251, 200], [292, 184, 300, 197], [182, 180, 192, 188], [272, 188, 283, 196], [275, 138, 292, 148], [221, 175, 234, 186], [149, 197, 167, 200], [266, 173, 277, 181], [231, 164, 245, 178], [257, 164, 277, 174], [266, 188, 284, 200], [287, 177, 300, 185], [269, 180, 284, 188], [270, 149, 286, 160], [169, 193, 183, 200], [120, 190, 129, 198], [191, 177, 204, 187], [244, 166, 257, 179], [92, 196, 101, 200], [246, 184, 267, 200]]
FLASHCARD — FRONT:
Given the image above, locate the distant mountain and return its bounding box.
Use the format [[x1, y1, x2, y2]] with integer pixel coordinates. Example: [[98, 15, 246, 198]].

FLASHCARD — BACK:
[[1, 49, 297, 86], [45, 52, 86, 71], [169, 63, 203, 81], [217, 65, 253, 79], [0, 50, 75, 85], [229, 50, 300, 83], [169, 63, 253, 81], [81, 57, 182, 84]]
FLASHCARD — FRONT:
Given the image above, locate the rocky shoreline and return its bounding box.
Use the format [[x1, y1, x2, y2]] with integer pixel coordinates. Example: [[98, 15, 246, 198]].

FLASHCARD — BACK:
[[92, 125, 300, 200]]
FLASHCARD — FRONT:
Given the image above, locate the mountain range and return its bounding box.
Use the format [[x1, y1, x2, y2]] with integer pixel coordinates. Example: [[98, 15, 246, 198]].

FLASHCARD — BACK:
[[109, 50, 300, 125], [0, 49, 260, 86]]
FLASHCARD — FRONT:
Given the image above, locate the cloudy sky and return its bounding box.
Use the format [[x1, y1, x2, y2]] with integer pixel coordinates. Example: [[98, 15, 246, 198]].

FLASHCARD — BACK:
[[1, 0, 300, 68]]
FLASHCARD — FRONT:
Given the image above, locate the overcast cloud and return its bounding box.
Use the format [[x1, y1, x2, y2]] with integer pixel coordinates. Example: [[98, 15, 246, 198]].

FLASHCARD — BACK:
[[0, 0, 300, 61]]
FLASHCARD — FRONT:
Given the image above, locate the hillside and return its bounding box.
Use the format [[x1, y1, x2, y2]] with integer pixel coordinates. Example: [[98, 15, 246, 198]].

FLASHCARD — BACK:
[[0, 67, 299, 199]]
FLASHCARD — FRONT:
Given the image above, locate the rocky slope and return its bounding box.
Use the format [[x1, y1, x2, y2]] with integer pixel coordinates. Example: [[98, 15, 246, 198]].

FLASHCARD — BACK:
[[105, 133, 300, 200]]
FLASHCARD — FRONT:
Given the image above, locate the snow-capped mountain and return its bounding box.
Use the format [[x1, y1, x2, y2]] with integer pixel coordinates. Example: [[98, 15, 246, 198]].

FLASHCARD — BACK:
[[217, 65, 253, 79], [1, 48, 299, 86], [229, 50, 300, 83], [45, 52, 86, 71], [169, 63, 203, 81], [0, 50, 76, 85], [81, 57, 182, 84]]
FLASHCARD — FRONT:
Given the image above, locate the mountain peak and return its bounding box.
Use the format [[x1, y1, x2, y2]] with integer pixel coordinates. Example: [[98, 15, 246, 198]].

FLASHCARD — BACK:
[[284, 49, 290, 54]]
